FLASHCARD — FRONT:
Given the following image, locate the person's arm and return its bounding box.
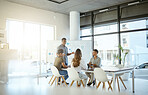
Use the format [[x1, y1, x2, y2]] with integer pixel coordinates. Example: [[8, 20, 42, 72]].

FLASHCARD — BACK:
[[67, 52, 74, 56], [89, 58, 93, 68], [62, 62, 68, 68], [99, 58, 102, 67], [66, 47, 74, 56]]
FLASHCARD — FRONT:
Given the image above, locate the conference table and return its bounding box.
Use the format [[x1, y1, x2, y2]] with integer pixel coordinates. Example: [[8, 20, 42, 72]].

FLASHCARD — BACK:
[[81, 66, 135, 93]]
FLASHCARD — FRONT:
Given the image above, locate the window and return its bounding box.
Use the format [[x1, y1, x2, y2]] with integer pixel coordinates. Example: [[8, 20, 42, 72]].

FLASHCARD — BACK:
[[94, 34, 118, 66], [81, 19, 148, 66], [6, 20, 55, 76], [121, 31, 148, 66], [7, 20, 23, 50], [81, 28, 91, 36], [94, 24, 117, 35], [121, 20, 146, 31], [107, 50, 112, 60]]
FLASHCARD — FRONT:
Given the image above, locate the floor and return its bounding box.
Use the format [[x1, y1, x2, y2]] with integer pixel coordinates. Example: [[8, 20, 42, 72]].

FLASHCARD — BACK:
[[0, 76, 148, 95]]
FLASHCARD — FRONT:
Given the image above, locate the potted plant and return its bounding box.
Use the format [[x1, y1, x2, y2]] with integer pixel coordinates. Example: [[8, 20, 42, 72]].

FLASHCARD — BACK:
[[113, 45, 130, 81], [113, 45, 129, 66]]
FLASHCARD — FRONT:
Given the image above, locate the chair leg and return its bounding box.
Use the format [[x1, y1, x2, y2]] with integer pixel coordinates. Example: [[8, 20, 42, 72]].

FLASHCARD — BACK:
[[117, 77, 120, 92], [119, 76, 127, 89], [107, 81, 113, 91], [96, 82, 101, 89], [103, 82, 105, 89], [62, 76, 67, 86], [110, 78, 113, 84], [81, 80, 85, 87], [57, 77, 59, 86], [70, 80, 74, 87], [59, 77, 62, 85], [48, 75, 54, 84], [88, 78, 91, 83], [77, 81, 79, 87], [51, 77, 57, 86]]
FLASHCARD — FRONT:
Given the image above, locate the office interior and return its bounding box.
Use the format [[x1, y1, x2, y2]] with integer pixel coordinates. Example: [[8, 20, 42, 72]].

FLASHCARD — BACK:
[[0, 0, 148, 95]]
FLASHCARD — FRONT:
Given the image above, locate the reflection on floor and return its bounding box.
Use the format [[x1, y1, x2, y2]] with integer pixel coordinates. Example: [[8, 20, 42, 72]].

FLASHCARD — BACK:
[[0, 76, 148, 95]]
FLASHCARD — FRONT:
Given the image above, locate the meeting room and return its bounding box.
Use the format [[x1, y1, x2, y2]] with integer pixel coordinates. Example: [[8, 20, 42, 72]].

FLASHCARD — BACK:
[[0, 0, 148, 95]]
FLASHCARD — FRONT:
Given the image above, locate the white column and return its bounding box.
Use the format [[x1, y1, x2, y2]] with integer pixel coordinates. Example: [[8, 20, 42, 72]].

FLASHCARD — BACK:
[[70, 11, 80, 40]]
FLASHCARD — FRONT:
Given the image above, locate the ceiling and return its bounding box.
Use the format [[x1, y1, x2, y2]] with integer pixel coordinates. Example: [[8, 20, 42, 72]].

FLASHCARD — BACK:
[[6, 0, 134, 14]]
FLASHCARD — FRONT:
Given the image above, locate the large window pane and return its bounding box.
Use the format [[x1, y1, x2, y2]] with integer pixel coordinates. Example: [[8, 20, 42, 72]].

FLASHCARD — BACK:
[[94, 24, 117, 35], [23, 23, 40, 60], [120, 19, 148, 66], [121, 31, 148, 66], [94, 34, 118, 66], [81, 28, 91, 36], [7, 20, 23, 50], [121, 20, 146, 31], [6, 20, 55, 77]]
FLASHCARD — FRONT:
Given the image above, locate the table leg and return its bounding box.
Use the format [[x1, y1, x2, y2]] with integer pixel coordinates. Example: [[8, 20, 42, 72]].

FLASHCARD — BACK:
[[90, 73, 93, 82], [112, 73, 116, 91], [37, 75, 39, 85], [132, 70, 135, 93]]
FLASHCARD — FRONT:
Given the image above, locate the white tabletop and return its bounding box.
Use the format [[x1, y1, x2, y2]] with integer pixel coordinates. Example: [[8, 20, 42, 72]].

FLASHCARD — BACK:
[[81, 66, 135, 74]]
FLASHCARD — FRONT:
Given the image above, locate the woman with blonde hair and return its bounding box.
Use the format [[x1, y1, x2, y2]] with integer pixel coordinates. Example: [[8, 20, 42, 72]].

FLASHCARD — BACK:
[[71, 49, 87, 87]]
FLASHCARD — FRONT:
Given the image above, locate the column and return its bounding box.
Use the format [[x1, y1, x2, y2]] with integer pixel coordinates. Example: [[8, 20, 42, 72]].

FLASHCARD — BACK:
[[70, 11, 80, 40]]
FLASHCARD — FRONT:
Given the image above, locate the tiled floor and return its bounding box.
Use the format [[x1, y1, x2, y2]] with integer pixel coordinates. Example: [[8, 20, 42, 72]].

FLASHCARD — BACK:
[[0, 76, 148, 95]]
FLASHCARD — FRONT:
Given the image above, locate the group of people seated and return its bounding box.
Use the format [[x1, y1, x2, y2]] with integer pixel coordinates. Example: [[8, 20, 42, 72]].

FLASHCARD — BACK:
[[53, 38, 101, 87]]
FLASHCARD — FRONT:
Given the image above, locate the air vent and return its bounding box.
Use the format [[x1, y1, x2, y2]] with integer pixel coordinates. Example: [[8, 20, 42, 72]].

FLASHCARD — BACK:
[[48, 0, 69, 4]]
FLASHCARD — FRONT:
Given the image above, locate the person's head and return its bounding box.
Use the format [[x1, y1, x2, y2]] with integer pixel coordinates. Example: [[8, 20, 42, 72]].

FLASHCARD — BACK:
[[57, 49, 64, 57], [92, 49, 98, 56], [61, 38, 66, 45], [72, 49, 82, 67]]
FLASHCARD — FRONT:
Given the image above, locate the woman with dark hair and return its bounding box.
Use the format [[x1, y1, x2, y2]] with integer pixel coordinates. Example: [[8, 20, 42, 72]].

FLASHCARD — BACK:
[[71, 49, 87, 87]]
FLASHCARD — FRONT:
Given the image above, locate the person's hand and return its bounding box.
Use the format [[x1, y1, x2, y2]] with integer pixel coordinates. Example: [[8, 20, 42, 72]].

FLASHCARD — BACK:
[[71, 52, 75, 54], [93, 64, 98, 67], [68, 65, 71, 68], [89, 62, 92, 65], [90, 66, 93, 68], [62, 53, 66, 56], [89, 62, 92, 68]]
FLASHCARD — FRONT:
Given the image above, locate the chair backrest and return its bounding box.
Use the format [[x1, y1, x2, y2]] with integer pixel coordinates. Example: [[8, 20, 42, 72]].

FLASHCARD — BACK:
[[94, 68, 108, 82], [51, 66, 61, 77], [67, 68, 80, 81]]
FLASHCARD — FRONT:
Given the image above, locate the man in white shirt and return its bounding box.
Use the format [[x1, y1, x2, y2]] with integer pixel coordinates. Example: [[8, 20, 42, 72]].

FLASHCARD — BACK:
[[86, 49, 101, 86]]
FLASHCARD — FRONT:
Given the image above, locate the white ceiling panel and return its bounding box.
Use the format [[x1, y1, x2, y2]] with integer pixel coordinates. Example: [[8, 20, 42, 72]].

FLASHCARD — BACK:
[[6, 0, 134, 14]]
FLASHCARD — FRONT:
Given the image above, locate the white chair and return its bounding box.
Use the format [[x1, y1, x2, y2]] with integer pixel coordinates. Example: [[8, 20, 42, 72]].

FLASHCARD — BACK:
[[94, 68, 112, 91], [50, 66, 67, 86], [110, 64, 127, 92], [67, 68, 85, 87]]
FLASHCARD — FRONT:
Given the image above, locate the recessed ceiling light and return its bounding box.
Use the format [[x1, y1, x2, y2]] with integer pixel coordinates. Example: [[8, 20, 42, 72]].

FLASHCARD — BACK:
[[99, 9, 109, 13], [128, 1, 139, 6]]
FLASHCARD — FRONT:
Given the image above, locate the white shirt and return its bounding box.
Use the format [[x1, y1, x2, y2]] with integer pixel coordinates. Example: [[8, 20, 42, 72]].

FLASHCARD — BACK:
[[71, 59, 86, 73]]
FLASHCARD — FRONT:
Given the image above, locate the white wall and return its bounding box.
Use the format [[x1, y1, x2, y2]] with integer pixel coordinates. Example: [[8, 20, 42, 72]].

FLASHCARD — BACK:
[[0, 0, 70, 40]]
